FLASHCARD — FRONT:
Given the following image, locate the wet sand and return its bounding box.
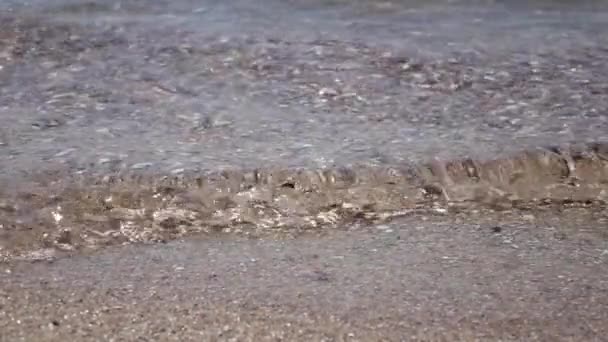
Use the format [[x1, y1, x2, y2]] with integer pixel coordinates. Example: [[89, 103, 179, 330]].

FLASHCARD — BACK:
[[2, 207, 608, 341]]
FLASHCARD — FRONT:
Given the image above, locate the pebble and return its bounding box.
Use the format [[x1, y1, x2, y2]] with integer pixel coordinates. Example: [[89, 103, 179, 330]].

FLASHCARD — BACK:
[[376, 224, 393, 233], [54, 148, 76, 157], [32, 118, 63, 130], [131, 162, 153, 170], [433, 208, 448, 214], [0, 201, 17, 212], [318, 87, 338, 97], [95, 127, 115, 137]]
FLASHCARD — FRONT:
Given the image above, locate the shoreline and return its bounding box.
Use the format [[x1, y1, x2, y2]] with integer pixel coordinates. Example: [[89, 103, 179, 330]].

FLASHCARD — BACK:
[[2, 141, 606, 262]]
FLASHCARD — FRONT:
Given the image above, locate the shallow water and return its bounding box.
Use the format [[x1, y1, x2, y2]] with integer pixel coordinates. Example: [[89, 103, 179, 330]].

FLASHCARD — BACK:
[[1, 0, 607, 176], [1, 0, 608, 259]]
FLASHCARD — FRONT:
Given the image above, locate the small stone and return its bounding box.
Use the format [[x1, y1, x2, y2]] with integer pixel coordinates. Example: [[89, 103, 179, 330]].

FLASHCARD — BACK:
[[554, 232, 567, 240], [55, 243, 74, 251], [32, 118, 63, 130], [318, 87, 338, 97], [131, 162, 153, 170], [433, 207, 448, 214], [522, 214, 535, 221], [54, 148, 76, 157], [302, 269, 331, 282], [96, 127, 115, 136], [51, 207, 63, 224], [55, 229, 72, 244], [0, 201, 17, 212]]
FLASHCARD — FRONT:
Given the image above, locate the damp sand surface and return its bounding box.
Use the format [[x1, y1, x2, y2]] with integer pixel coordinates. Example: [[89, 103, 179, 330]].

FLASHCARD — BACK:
[[1, 0, 608, 340], [2, 208, 608, 341]]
